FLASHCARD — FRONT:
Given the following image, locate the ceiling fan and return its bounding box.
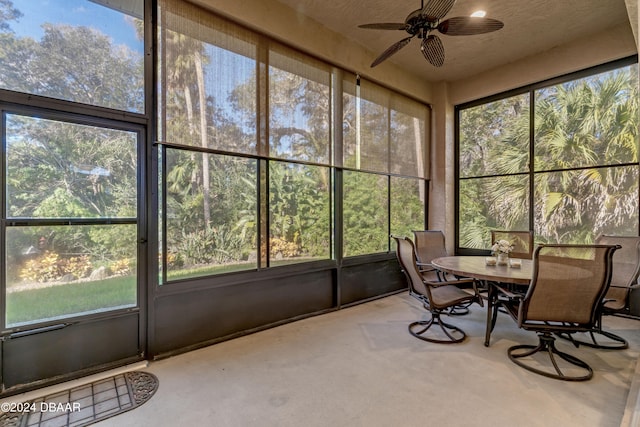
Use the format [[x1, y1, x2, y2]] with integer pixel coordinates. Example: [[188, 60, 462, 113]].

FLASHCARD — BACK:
[[358, 0, 504, 68]]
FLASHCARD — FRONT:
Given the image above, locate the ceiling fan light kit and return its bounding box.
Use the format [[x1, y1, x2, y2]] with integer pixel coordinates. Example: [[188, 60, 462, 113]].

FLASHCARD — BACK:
[[359, 0, 504, 67]]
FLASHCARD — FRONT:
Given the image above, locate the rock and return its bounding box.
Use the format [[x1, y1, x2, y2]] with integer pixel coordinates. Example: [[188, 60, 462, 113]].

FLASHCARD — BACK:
[[89, 266, 107, 281], [59, 273, 76, 283]]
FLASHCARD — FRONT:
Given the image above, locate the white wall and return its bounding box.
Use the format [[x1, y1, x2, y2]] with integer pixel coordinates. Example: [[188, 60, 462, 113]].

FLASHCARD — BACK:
[[449, 25, 637, 105]]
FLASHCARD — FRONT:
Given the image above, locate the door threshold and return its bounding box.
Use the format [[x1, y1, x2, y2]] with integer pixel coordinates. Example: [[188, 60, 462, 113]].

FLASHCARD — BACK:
[[0, 361, 148, 405]]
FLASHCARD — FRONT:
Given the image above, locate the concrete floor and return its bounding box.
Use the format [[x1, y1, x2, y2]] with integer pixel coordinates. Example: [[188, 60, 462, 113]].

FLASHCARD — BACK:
[[5, 293, 640, 426]]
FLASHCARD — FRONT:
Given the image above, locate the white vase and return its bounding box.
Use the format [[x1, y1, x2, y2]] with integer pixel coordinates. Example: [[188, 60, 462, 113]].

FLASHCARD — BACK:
[[497, 252, 509, 266]]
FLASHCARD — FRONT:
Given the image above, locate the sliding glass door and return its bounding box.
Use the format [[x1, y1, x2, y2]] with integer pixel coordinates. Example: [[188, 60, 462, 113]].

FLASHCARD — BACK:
[[1, 110, 144, 392]]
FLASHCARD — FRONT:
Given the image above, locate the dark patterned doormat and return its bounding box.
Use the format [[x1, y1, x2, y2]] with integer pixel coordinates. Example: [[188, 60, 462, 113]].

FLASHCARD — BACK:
[[0, 371, 158, 427]]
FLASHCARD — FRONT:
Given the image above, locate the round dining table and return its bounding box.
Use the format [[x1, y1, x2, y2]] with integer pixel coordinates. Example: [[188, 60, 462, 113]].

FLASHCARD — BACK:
[[431, 256, 533, 346], [431, 256, 532, 285]]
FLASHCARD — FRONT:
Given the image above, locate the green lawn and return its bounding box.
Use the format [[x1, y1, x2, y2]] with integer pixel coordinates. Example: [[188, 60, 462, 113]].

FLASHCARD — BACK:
[[6, 257, 324, 326], [6, 276, 136, 326], [164, 257, 322, 282], [165, 263, 255, 281]]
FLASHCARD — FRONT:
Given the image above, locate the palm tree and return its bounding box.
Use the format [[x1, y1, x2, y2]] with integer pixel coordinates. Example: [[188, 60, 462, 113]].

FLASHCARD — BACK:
[[161, 29, 212, 225], [533, 67, 638, 243], [459, 66, 638, 248], [459, 94, 531, 248]]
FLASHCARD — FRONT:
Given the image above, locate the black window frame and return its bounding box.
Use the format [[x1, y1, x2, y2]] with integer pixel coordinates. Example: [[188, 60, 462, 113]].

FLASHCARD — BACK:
[[455, 55, 639, 255]]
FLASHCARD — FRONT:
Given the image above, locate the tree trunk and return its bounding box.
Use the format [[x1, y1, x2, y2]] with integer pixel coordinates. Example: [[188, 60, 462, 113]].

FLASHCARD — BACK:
[[184, 85, 198, 192], [194, 51, 211, 226]]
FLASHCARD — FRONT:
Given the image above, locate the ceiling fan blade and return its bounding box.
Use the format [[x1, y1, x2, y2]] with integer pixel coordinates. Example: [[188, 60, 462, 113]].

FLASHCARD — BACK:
[[421, 35, 445, 67], [438, 16, 504, 35], [370, 36, 414, 67], [421, 0, 456, 21], [358, 23, 407, 31]]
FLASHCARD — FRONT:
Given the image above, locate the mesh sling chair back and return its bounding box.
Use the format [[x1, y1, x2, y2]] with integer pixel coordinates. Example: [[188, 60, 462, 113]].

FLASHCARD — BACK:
[[412, 230, 449, 281], [392, 235, 482, 344], [490, 230, 534, 260], [499, 244, 619, 381], [565, 234, 640, 349], [413, 230, 472, 315]]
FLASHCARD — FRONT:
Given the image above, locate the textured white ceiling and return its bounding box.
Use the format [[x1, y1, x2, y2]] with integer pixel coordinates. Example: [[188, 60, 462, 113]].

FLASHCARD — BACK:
[[274, 0, 633, 82]]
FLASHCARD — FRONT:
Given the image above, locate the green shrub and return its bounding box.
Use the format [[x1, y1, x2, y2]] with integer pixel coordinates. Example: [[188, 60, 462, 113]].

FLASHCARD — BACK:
[[20, 251, 92, 283]]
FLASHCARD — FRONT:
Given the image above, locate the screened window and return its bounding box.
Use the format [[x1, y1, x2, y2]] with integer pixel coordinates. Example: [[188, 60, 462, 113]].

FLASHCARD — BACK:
[[343, 77, 390, 173], [457, 59, 638, 250], [343, 171, 389, 257], [0, 0, 144, 113], [162, 149, 258, 280], [390, 96, 428, 178], [6, 115, 138, 219], [269, 45, 331, 164], [266, 45, 332, 265], [269, 161, 331, 265], [157, 0, 336, 281], [158, 0, 258, 153], [390, 176, 425, 238], [157, 0, 429, 280], [341, 73, 429, 256], [459, 94, 530, 179], [4, 113, 139, 327], [6, 224, 137, 327]]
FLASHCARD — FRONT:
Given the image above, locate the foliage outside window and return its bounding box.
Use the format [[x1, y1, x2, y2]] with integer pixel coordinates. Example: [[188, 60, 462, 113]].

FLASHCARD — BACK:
[[0, 1, 143, 328], [6, 115, 138, 219], [458, 60, 638, 250], [4, 113, 138, 326], [269, 162, 331, 265], [158, 0, 335, 280], [164, 150, 258, 280], [0, 0, 144, 113], [158, 10, 257, 153], [343, 171, 389, 257], [390, 176, 426, 241], [6, 225, 137, 327], [267, 46, 332, 266]]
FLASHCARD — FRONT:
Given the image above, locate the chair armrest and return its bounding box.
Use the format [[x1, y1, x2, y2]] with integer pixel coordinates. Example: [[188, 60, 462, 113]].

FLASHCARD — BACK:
[[432, 278, 475, 287], [423, 278, 474, 290], [417, 263, 452, 282], [609, 283, 640, 291], [610, 284, 631, 290], [416, 263, 436, 274], [493, 284, 523, 299]]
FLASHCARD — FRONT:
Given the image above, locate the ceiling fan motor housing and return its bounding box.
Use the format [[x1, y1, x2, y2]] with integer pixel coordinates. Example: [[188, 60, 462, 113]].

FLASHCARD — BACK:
[[405, 9, 439, 37]]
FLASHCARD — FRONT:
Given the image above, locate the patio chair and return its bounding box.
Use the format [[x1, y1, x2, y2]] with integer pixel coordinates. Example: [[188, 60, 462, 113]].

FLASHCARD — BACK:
[[413, 230, 471, 315], [488, 230, 533, 324], [392, 235, 482, 344], [559, 235, 640, 349], [497, 243, 619, 381], [490, 230, 534, 259]]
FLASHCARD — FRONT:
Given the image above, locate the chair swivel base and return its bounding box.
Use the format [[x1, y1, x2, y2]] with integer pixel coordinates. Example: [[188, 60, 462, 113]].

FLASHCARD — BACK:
[[508, 333, 593, 381], [409, 315, 466, 344], [448, 304, 470, 316], [556, 329, 628, 350]]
